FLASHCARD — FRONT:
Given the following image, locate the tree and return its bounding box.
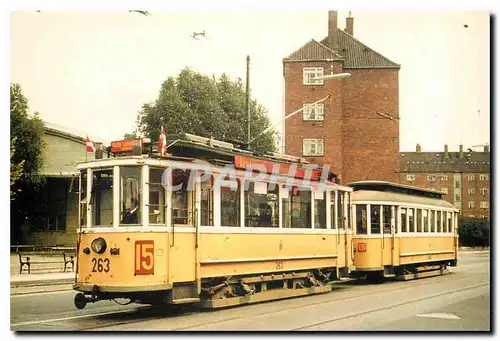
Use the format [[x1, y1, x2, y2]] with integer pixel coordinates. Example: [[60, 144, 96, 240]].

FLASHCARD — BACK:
[[458, 217, 490, 247], [10, 83, 45, 243], [136, 68, 277, 153]]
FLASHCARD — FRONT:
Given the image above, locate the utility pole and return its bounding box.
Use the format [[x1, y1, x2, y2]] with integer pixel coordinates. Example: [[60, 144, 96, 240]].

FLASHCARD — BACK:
[[245, 55, 250, 145]]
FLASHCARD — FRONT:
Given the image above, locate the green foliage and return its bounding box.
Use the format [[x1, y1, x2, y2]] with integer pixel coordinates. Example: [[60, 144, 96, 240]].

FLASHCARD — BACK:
[[10, 83, 46, 243], [458, 217, 490, 247], [136, 68, 277, 153]]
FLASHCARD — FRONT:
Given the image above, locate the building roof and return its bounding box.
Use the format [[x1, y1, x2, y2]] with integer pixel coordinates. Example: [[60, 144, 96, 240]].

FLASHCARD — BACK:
[[400, 151, 491, 173], [283, 28, 400, 69], [44, 121, 109, 146], [283, 39, 344, 62]]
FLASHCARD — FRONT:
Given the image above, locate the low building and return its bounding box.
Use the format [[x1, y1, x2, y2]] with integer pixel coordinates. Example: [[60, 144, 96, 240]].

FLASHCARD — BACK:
[[399, 144, 490, 220], [20, 122, 107, 246]]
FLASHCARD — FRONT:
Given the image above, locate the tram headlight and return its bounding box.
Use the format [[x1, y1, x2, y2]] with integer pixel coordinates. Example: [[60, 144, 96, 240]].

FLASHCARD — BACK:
[[91, 237, 107, 254]]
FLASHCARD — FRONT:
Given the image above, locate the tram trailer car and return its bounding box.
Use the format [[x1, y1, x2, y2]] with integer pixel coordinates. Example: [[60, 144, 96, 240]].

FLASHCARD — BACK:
[[348, 181, 459, 282], [73, 134, 355, 310]]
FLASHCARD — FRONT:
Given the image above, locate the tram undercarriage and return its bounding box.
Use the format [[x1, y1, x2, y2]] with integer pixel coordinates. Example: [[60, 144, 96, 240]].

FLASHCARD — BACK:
[[74, 267, 344, 310]]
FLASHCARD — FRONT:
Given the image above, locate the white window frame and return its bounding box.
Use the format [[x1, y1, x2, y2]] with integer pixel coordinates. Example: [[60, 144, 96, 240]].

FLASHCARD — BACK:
[[480, 201, 488, 209], [302, 103, 325, 121], [303, 67, 324, 85], [303, 139, 324, 156], [479, 174, 489, 181], [480, 187, 488, 195], [468, 201, 475, 209], [467, 174, 475, 181], [440, 188, 448, 194], [406, 174, 416, 181], [427, 175, 437, 182], [468, 188, 475, 195], [439, 175, 448, 181]]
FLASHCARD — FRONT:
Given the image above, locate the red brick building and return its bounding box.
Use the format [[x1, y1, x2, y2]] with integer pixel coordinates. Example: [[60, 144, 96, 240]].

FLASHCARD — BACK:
[[283, 11, 400, 185], [399, 144, 491, 220]]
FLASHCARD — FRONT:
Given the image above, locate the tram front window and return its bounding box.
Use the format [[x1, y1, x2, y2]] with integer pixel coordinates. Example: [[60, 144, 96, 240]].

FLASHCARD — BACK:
[[120, 167, 141, 225], [91, 169, 114, 226], [80, 171, 87, 227], [149, 168, 165, 224], [171, 169, 194, 226], [356, 204, 367, 235], [371, 205, 381, 234]]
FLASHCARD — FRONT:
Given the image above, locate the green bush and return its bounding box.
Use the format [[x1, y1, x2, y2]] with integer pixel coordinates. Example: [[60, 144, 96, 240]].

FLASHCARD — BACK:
[[458, 217, 490, 247]]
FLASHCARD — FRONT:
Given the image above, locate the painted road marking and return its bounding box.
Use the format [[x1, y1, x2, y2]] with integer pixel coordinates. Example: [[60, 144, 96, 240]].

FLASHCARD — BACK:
[[11, 308, 138, 327], [417, 313, 461, 320], [11, 290, 74, 298]]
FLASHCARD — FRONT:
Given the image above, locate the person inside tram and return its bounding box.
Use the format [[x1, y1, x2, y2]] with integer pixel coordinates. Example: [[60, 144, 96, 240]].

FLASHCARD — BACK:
[[258, 203, 272, 227], [122, 198, 139, 224]]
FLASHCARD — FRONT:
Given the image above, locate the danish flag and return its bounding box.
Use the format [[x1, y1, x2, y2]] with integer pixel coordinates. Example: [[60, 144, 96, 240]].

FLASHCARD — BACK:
[[157, 126, 167, 156], [86, 136, 95, 152]]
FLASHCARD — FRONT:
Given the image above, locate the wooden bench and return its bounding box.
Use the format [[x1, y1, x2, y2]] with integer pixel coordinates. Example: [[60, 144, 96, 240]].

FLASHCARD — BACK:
[[18, 251, 75, 274]]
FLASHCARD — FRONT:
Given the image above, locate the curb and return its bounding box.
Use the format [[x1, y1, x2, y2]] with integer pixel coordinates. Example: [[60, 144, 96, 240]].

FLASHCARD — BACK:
[[10, 278, 75, 288]]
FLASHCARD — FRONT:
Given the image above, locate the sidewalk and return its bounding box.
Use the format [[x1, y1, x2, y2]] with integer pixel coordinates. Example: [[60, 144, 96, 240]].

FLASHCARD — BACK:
[[10, 253, 75, 288]]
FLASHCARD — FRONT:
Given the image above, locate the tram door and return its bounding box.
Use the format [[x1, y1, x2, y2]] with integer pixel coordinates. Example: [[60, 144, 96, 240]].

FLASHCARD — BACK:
[[334, 191, 354, 277]]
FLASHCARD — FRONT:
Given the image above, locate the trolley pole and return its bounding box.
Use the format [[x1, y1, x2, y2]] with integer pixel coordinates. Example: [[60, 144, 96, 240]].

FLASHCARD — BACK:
[[246, 55, 250, 146]]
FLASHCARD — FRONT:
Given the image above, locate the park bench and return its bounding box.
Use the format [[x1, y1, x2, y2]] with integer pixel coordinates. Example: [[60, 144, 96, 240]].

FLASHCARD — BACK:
[[18, 251, 75, 274]]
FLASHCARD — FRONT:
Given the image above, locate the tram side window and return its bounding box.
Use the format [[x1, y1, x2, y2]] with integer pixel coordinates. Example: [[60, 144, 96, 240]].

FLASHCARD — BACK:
[[313, 189, 326, 229], [244, 181, 279, 228], [120, 167, 141, 225], [382, 205, 392, 234], [282, 186, 311, 228], [91, 169, 114, 227], [346, 192, 351, 230], [371, 205, 381, 234], [330, 191, 337, 229], [423, 209, 429, 233], [401, 208, 407, 233], [430, 210, 436, 232], [220, 177, 240, 227], [408, 208, 415, 233], [416, 209, 422, 232], [437, 211, 442, 232], [446, 212, 452, 233], [149, 168, 165, 224], [80, 171, 87, 227], [200, 173, 214, 226], [337, 191, 345, 230], [171, 169, 194, 226], [356, 204, 367, 235]]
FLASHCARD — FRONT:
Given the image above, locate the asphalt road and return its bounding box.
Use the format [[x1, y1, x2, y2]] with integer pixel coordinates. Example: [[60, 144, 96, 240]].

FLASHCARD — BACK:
[[11, 251, 490, 331]]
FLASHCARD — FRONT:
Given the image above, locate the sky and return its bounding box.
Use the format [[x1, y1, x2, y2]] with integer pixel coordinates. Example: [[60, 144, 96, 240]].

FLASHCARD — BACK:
[[9, 6, 490, 153]]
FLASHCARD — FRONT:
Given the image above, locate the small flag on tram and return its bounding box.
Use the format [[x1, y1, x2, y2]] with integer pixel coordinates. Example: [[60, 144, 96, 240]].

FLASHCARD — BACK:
[[158, 126, 167, 156], [86, 136, 95, 152]]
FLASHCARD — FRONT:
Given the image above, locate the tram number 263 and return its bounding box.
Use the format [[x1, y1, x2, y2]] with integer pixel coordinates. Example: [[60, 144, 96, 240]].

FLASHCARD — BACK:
[[91, 258, 110, 273], [276, 261, 284, 270]]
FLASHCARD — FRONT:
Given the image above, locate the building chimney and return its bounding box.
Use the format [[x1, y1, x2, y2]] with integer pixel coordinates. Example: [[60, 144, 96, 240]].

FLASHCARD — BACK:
[[416, 144, 421, 153], [484, 145, 489, 152], [328, 11, 338, 52], [345, 11, 354, 35], [459, 144, 463, 153], [444, 144, 448, 152]]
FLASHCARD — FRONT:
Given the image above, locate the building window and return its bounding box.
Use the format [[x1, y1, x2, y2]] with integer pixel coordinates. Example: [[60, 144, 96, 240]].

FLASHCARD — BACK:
[[468, 188, 475, 195], [479, 174, 489, 181], [480, 215, 488, 219], [439, 175, 448, 181], [480, 188, 488, 195], [467, 174, 475, 181], [303, 139, 324, 156], [427, 175, 437, 182], [480, 201, 488, 209], [406, 174, 416, 181], [455, 180, 460, 189], [455, 194, 461, 202], [440, 188, 448, 194], [468, 201, 475, 209], [303, 67, 324, 85], [303, 103, 324, 121]]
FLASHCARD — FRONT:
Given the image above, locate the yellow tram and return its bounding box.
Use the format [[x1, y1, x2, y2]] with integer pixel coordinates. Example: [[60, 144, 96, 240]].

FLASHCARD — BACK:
[[349, 181, 459, 282], [73, 134, 354, 309]]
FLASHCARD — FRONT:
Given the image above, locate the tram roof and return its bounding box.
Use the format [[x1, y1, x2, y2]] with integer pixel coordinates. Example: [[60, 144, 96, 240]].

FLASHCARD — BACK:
[[351, 190, 457, 210], [348, 180, 444, 199]]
